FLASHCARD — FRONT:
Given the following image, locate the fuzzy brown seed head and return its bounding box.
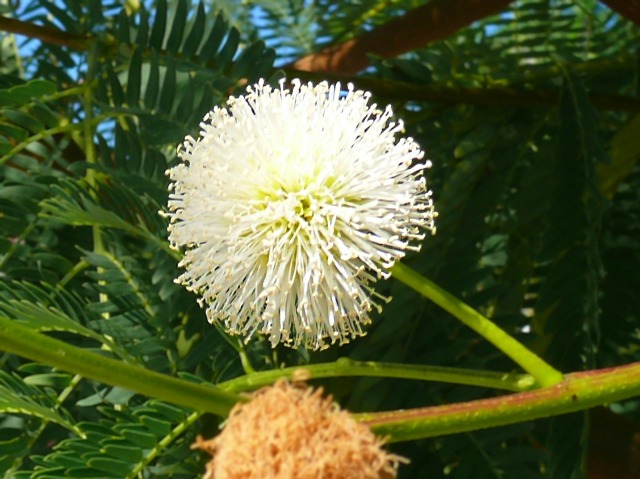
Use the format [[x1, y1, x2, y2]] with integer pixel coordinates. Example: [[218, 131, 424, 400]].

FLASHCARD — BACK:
[[193, 380, 407, 479]]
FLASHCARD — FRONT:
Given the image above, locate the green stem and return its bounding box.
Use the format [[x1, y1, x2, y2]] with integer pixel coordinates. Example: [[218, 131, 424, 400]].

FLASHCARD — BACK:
[[391, 262, 563, 387], [238, 347, 257, 374], [359, 361, 640, 442], [0, 316, 241, 416], [51, 260, 89, 294], [0, 123, 82, 166], [82, 45, 105, 274], [126, 410, 202, 479], [0, 221, 35, 270], [222, 358, 535, 393]]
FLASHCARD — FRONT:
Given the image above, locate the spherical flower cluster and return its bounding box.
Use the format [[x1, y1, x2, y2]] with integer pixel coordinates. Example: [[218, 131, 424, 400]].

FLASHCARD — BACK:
[[192, 379, 407, 479], [166, 79, 435, 349]]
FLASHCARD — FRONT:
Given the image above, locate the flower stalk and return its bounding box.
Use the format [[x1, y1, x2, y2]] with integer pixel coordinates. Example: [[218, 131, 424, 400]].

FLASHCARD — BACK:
[[222, 359, 535, 393], [391, 262, 564, 387]]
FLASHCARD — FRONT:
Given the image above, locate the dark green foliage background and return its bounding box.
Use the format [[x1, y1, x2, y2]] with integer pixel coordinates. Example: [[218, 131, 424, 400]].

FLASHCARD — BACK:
[[0, 0, 638, 477]]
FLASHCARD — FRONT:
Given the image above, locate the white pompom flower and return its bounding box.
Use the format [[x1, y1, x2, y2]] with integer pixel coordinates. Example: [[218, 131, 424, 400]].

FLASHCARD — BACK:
[[165, 79, 436, 350]]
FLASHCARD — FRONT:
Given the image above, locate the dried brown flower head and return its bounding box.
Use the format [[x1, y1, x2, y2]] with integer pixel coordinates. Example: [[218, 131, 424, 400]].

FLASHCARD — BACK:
[[193, 380, 406, 479]]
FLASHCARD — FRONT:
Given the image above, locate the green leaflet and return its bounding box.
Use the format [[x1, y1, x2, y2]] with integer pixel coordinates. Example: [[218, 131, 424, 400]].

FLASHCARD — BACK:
[[0, 371, 79, 435], [0, 80, 57, 107], [181, 2, 206, 58], [10, 391, 199, 478], [533, 75, 606, 479], [0, 281, 137, 363]]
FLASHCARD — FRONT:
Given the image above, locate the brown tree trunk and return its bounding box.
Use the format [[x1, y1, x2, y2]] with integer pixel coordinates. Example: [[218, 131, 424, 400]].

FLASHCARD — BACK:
[[588, 408, 640, 479], [599, 0, 640, 26], [290, 0, 514, 74]]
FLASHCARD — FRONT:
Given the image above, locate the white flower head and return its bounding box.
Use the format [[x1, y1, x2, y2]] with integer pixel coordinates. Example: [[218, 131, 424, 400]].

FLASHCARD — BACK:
[[166, 79, 436, 350]]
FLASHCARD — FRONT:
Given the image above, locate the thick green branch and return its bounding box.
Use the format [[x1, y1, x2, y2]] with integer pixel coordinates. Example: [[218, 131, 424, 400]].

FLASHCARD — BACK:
[[360, 362, 640, 442], [0, 316, 241, 416]]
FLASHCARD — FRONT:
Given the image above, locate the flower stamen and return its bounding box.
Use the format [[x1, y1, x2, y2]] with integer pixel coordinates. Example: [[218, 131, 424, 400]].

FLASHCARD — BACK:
[[165, 79, 436, 350]]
